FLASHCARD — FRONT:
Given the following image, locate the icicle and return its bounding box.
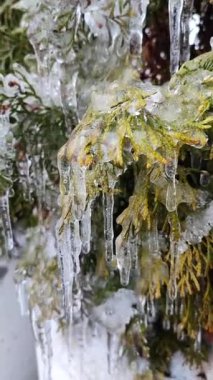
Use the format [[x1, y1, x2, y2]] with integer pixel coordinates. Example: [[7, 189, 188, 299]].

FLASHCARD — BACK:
[[59, 61, 78, 130], [166, 292, 174, 316], [162, 318, 171, 330], [194, 325, 202, 351], [130, 0, 149, 67], [0, 191, 14, 252], [166, 181, 177, 212], [165, 154, 178, 212], [56, 222, 74, 322], [46, 322, 52, 380], [17, 280, 29, 316], [31, 152, 48, 212], [103, 192, 115, 264], [147, 298, 156, 320], [73, 278, 82, 317], [167, 212, 181, 301], [40, 321, 52, 380], [168, 0, 184, 74], [71, 220, 82, 274], [107, 332, 120, 375], [31, 309, 52, 380], [115, 234, 131, 286], [148, 218, 160, 257], [17, 154, 32, 200], [129, 233, 138, 272], [165, 155, 177, 181], [81, 201, 92, 254], [180, 0, 194, 64]]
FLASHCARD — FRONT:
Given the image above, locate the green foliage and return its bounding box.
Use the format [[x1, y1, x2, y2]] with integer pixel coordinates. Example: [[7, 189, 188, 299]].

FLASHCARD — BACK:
[[0, 0, 31, 73]]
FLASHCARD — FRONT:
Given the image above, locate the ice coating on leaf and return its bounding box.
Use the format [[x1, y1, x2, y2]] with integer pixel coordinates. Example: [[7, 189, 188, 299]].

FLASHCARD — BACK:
[[180, 0, 194, 64], [0, 191, 14, 252], [115, 234, 131, 286], [168, 0, 184, 74]]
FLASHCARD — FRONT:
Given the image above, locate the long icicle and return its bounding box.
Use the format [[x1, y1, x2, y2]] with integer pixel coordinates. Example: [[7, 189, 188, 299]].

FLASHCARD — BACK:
[[56, 222, 74, 323], [168, 0, 184, 74], [167, 212, 181, 301], [81, 200, 92, 254], [0, 190, 14, 253], [115, 234, 131, 286], [180, 0, 194, 64], [103, 191, 115, 264], [130, 0, 149, 67], [165, 153, 178, 212]]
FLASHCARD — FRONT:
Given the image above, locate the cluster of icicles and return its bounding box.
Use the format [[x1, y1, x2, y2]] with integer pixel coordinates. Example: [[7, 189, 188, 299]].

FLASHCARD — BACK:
[[0, 0, 199, 256], [56, 150, 181, 319], [0, 0, 199, 304]]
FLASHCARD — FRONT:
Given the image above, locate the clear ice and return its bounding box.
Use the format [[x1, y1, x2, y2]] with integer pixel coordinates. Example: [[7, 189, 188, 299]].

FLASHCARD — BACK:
[[165, 155, 178, 212], [130, 0, 150, 66], [103, 192, 115, 264], [56, 222, 74, 322], [180, 0, 194, 64], [169, 0, 184, 74], [0, 191, 14, 252], [17, 154, 32, 200], [115, 234, 131, 286], [81, 201, 92, 254]]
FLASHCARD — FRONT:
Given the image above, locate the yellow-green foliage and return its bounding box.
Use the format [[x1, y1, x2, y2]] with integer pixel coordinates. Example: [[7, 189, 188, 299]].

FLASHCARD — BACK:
[[58, 52, 213, 340]]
